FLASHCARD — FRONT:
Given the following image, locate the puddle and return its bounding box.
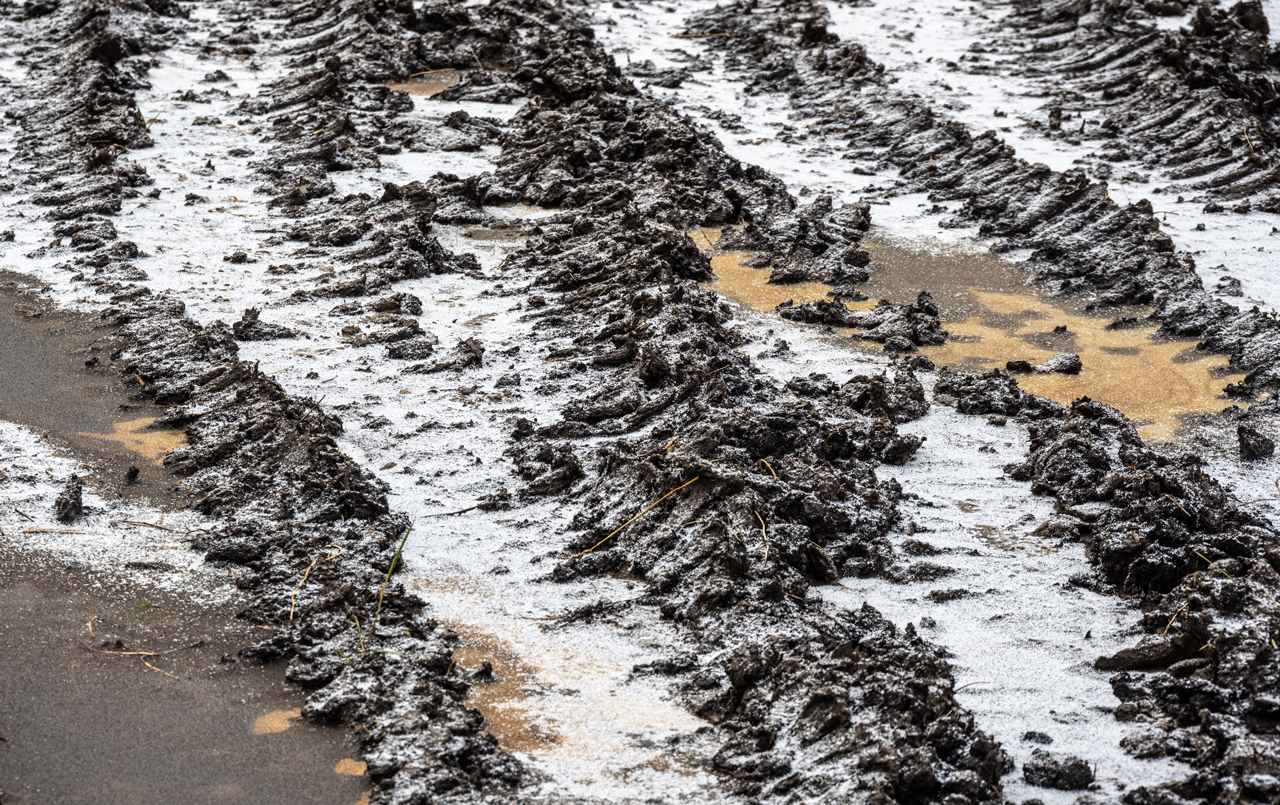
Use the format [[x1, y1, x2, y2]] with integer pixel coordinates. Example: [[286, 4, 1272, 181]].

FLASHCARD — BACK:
[[0, 279, 187, 501], [700, 232, 1244, 440], [449, 630, 562, 754], [0, 548, 369, 805], [334, 759, 368, 776], [384, 69, 464, 97], [78, 417, 186, 466]]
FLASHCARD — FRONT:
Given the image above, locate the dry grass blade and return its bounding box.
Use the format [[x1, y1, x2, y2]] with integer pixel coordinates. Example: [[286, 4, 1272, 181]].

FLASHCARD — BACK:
[[1162, 493, 1191, 517], [954, 680, 991, 692], [573, 477, 700, 559], [289, 544, 344, 621], [754, 509, 770, 564], [114, 520, 175, 532]]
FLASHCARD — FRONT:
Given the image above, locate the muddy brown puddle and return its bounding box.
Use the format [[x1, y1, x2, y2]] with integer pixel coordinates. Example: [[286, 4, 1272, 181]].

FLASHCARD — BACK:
[[0, 548, 370, 805], [0, 277, 188, 501], [702, 231, 1244, 440], [384, 69, 465, 97], [412, 576, 709, 783]]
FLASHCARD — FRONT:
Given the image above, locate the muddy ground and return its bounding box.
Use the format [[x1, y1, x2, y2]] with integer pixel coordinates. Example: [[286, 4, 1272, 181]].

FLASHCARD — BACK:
[[0, 0, 1278, 804]]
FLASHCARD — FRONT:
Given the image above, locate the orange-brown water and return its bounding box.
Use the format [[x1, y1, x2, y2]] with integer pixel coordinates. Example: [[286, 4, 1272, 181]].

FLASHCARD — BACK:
[[78, 417, 186, 466], [385, 69, 464, 97], [700, 230, 1243, 440]]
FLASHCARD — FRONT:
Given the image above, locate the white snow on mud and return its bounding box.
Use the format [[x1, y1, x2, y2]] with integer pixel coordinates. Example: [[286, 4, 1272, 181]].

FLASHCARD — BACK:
[[2, 0, 1277, 799], [0, 419, 222, 600]]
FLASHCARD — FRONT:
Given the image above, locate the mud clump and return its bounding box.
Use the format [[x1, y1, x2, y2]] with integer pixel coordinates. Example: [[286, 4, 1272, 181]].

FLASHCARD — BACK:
[[1238, 424, 1275, 460], [231, 307, 294, 341], [778, 291, 948, 353], [53, 474, 83, 523], [1022, 749, 1095, 790]]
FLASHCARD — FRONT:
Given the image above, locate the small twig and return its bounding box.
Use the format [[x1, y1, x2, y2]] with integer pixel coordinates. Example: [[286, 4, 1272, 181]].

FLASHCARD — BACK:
[[295, 395, 326, 427], [12, 508, 33, 522], [573, 477, 700, 558], [1163, 493, 1191, 518], [1163, 601, 1190, 635], [757, 459, 777, 478], [114, 520, 175, 532], [289, 544, 344, 621], [673, 32, 731, 38], [23, 529, 89, 535], [407, 68, 458, 77], [422, 504, 480, 518], [467, 44, 484, 70], [141, 659, 180, 679], [954, 680, 991, 693], [85, 641, 203, 658]]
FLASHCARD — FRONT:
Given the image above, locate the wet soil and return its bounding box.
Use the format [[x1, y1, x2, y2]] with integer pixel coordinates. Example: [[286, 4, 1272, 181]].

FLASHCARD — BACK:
[[0, 547, 369, 805], [0, 277, 186, 504], [2, 0, 1278, 801]]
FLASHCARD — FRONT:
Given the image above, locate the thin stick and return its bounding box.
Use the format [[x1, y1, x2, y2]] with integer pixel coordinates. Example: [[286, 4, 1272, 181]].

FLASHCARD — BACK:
[[758, 459, 777, 478], [289, 544, 344, 621], [573, 477, 700, 558], [141, 659, 180, 679], [673, 33, 731, 38], [1163, 601, 1189, 635], [295, 394, 326, 427], [85, 641, 203, 658], [407, 68, 458, 77], [1163, 493, 1191, 518], [115, 520, 175, 532], [755, 510, 770, 564], [467, 45, 483, 70], [954, 680, 991, 692]]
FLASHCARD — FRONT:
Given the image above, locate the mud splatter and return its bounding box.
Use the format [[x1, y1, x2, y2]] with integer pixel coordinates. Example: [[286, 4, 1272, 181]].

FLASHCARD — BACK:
[[252, 708, 302, 735]]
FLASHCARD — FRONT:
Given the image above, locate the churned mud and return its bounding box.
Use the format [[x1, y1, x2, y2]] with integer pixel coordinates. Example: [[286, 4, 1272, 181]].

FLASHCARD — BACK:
[[2, 0, 1279, 803]]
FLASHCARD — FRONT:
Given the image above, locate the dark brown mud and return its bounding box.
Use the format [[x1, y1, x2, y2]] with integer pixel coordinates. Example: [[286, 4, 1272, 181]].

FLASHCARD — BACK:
[[0, 276, 185, 503], [676, 1, 1280, 800], [988, 0, 1280, 211], [4, 0, 1276, 801], [0, 547, 369, 805]]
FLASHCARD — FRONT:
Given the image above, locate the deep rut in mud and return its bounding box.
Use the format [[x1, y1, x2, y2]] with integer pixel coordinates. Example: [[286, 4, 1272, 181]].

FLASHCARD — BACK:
[[1, 0, 1279, 804]]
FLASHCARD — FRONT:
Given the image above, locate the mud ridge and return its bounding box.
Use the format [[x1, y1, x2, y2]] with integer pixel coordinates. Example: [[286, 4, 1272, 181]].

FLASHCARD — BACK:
[[670, 1, 1280, 799], [681, 0, 1280, 399], [987, 0, 1280, 210], [223, 0, 1035, 800], [2, 2, 526, 802]]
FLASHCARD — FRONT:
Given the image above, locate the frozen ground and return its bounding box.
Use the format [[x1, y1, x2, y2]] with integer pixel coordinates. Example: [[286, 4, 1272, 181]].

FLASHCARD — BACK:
[[2, 0, 1277, 800]]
